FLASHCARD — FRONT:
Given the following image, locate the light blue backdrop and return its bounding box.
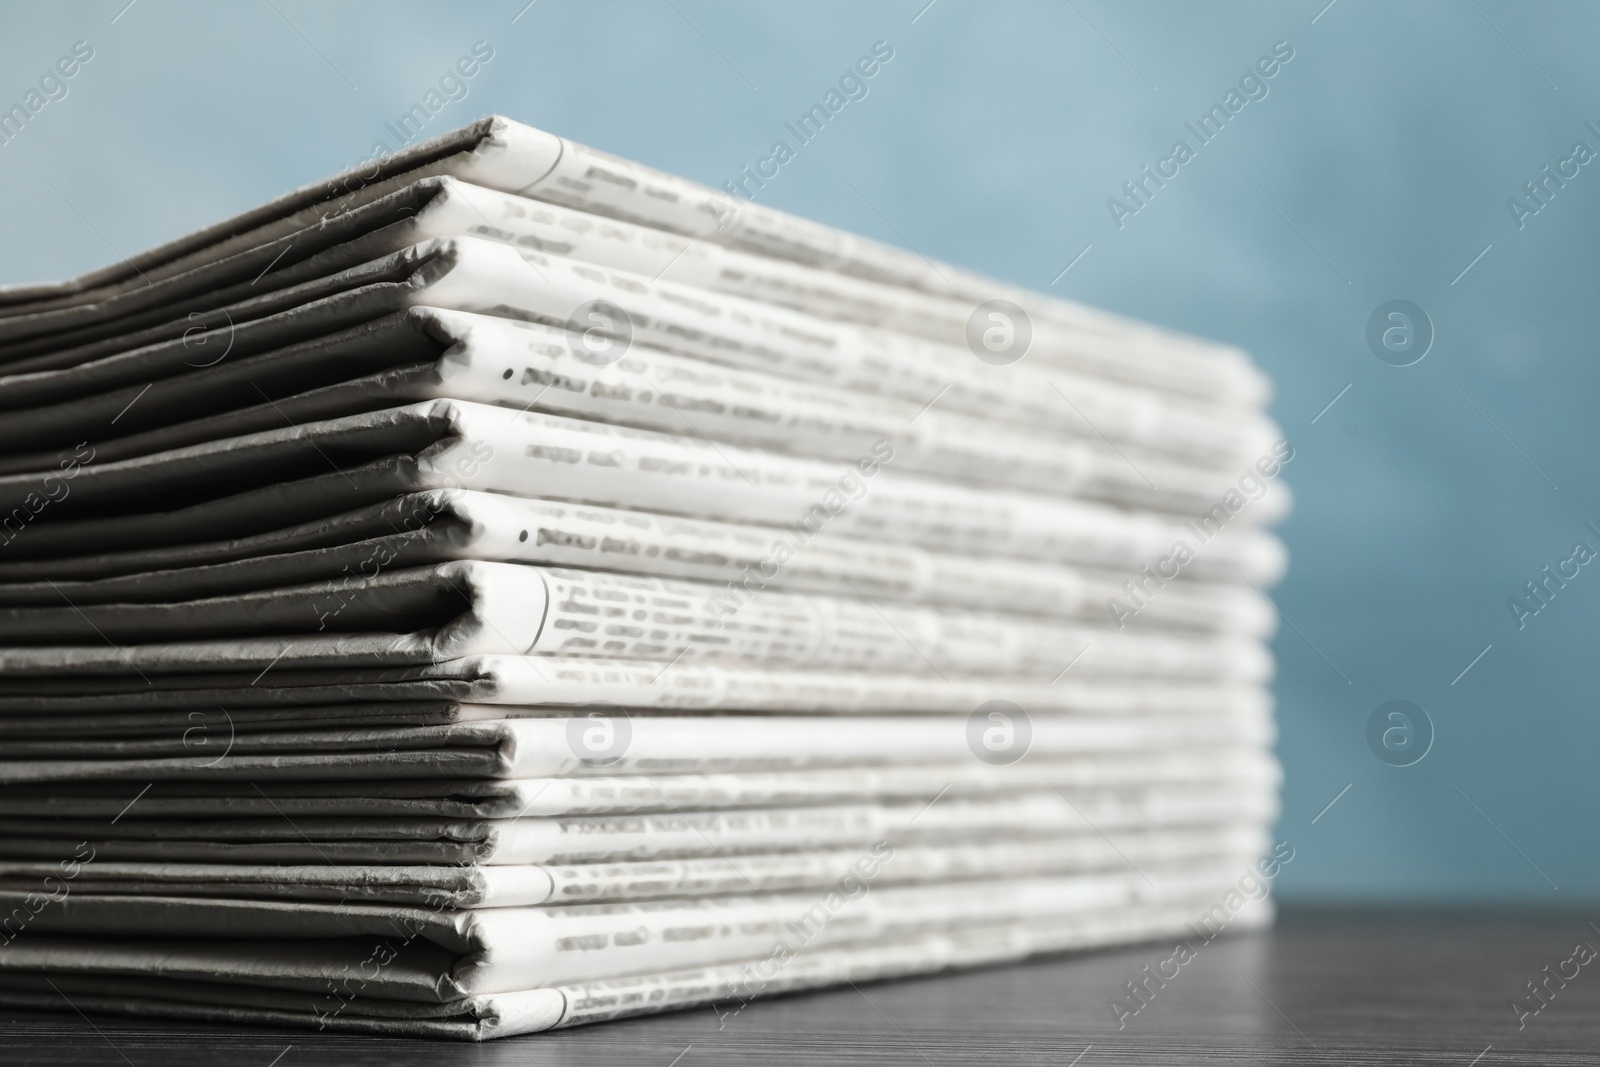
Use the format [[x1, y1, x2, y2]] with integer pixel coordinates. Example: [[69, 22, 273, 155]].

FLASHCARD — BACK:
[[2, 0, 1595, 902]]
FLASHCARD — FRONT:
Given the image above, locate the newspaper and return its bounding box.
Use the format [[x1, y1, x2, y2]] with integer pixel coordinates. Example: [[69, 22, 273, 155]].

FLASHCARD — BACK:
[[0, 866, 1254, 993], [0, 825, 1267, 905], [0, 118, 1264, 407], [3, 307, 1285, 520], [0, 490, 1277, 639], [0, 785, 1275, 864], [0, 178, 1259, 422], [0, 650, 1271, 698], [0, 895, 1267, 1037], [1, 238, 1278, 470], [0, 175, 1264, 421], [416, 179, 1269, 407], [486, 123, 1267, 401], [0, 666, 1272, 732], [0, 561, 1272, 682], [2, 477, 1284, 614], [0, 747, 1278, 815], [0, 402, 1284, 580], [0, 708, 1273, 783], [0, 115, 1284, 1040]]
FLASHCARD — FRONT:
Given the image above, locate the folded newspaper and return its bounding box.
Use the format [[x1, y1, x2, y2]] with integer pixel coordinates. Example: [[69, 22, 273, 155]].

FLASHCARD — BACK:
[[0, 116, 1288, 1039]]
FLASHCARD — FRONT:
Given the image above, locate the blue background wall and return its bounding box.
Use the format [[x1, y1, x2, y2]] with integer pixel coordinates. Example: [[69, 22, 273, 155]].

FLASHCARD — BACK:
[[2, 0, 1595, 902]]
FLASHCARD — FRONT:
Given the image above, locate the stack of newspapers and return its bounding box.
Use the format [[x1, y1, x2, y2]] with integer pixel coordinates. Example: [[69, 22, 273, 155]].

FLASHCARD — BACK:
[[0, 117, 1286, 1039]]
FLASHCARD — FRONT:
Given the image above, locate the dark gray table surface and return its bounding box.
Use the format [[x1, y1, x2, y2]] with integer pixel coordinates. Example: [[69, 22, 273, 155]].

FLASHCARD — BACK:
[[3, 907, 1596, 1065]]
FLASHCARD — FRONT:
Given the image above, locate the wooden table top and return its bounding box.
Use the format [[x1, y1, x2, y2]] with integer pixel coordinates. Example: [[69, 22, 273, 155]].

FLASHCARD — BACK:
[[3, 907, 1596, 1065]]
